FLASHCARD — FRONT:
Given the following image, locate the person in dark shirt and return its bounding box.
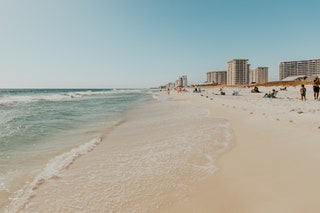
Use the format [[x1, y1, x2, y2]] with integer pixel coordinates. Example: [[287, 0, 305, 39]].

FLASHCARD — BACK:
[[313, 77, 320, 101], [300, 84, 306, 101]]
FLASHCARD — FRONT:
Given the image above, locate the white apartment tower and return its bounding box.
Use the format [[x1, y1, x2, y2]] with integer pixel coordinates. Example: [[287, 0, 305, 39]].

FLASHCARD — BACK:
[[227, 59, 250, 85], [250, 67, 268, 84], [279, 59, 320, 80], [206, 71, 227, 84]]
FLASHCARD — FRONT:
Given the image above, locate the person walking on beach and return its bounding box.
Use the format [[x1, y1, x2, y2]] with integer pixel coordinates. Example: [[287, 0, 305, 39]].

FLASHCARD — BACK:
[[313, 76, 320, 100], [300, 84, 306, 101]]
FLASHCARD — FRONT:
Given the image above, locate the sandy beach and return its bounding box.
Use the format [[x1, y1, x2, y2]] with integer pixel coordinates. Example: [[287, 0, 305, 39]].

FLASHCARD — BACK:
[[4, 85, 320, 212], [164, 85, 320, 213]]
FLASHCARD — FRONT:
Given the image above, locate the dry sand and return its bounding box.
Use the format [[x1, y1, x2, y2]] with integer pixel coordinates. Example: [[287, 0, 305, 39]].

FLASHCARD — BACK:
[[164, 85, 320, 213]]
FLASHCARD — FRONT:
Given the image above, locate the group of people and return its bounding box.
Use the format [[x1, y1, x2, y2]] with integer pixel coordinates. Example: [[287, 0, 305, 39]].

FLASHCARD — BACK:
[[179, 77, 320, 101], [259, 76, 319, 101], [300, 76, 320, 101], [193, 87, 202, 93]]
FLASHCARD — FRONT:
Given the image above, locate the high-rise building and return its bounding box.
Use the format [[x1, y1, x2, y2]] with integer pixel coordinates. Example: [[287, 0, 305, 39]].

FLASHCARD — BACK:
[[175, 75, 188, 87], [250, 67, 268, 84], [206, 71, 227, 84], [227, 59, 250, 85], [279, 59, 320, 80]]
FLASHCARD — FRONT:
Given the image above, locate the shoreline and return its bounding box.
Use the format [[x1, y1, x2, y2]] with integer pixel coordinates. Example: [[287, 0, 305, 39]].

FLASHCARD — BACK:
[[163, 86, 320, 212], [5, 91, 231, 212], [3, 86, 320, 212]]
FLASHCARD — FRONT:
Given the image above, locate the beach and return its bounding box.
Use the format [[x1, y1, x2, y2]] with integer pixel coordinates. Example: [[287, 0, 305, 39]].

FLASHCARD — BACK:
[[2, 0, 320, 211], [2, 89, 231, 212], [2, 86, 320, 212], [164, 85, 320, 212]]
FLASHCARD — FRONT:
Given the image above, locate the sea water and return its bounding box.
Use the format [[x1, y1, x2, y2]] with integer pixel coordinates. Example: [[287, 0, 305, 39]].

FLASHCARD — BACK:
[[0, 88, 150, 210], [0, 89, 233, 212]]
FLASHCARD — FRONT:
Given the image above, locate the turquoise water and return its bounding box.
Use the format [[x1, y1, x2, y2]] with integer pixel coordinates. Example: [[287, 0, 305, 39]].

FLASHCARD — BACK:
[[0, 88, 152, 201]]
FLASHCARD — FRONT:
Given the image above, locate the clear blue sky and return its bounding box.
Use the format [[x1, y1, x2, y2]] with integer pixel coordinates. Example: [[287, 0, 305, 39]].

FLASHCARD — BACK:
[[1, 0, 319, 88]]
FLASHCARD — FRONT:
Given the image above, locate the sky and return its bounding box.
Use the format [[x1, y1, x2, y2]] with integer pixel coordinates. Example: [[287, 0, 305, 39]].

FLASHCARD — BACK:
[[1, 0, 320, 88]]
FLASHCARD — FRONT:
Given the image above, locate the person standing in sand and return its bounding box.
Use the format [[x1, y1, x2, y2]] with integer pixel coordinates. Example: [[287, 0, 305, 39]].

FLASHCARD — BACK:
[[300, 84, 306, 101], [313, 76, 320, 100]]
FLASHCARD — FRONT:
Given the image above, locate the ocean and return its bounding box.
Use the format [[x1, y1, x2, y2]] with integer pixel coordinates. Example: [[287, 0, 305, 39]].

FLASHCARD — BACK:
[[0, 89, 232, 212]]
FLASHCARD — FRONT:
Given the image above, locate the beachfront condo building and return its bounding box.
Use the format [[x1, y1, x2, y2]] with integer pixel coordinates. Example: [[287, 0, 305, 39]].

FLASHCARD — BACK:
[[279, 59, 320, 80], [250, 67, 268, 84], [227, 59, 250, 85], [175, 75, 188, 87], [206, 71, 227, 84]]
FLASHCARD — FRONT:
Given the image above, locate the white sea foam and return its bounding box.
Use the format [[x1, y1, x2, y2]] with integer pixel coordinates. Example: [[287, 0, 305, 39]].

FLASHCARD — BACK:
[[0, 89, 149, 107], [0, 89, 140, 106], [0, 94, 70, 106], [5, 137, 102, 213]]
